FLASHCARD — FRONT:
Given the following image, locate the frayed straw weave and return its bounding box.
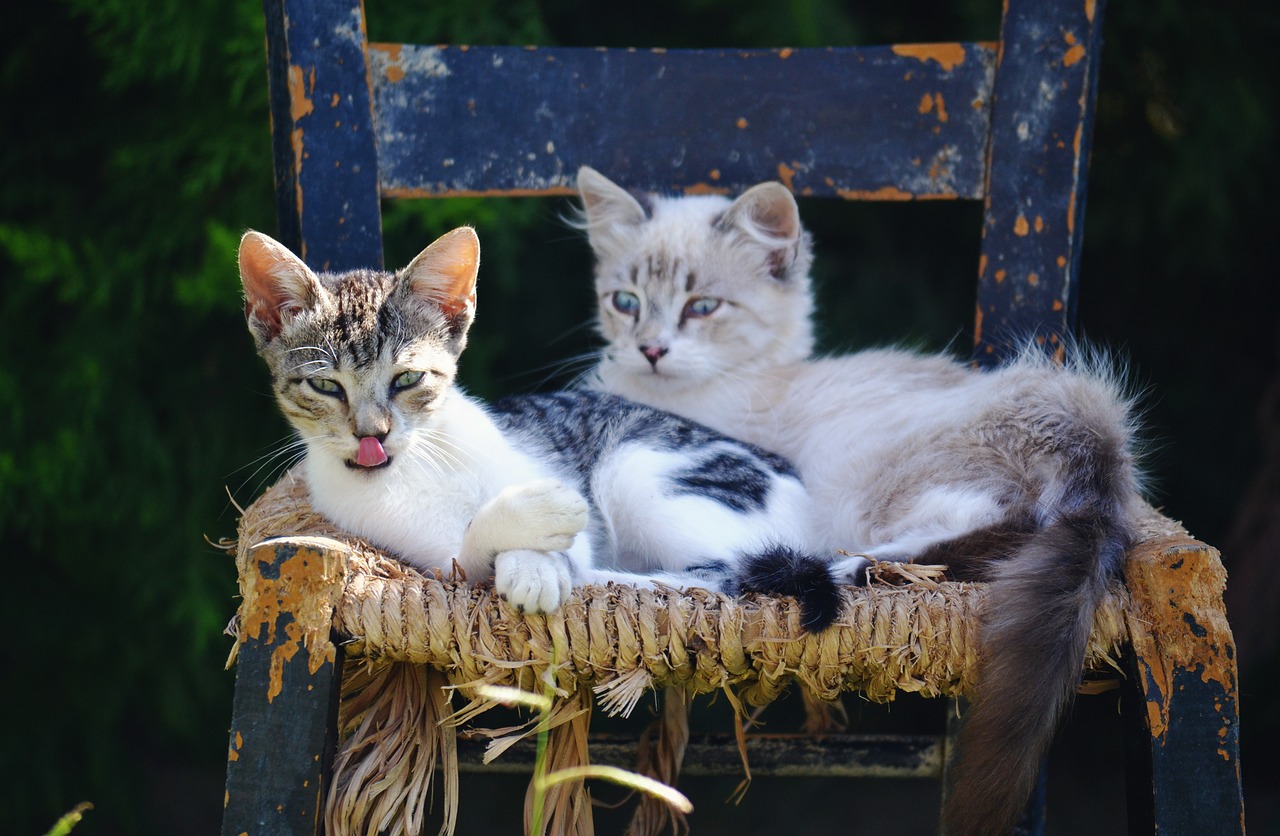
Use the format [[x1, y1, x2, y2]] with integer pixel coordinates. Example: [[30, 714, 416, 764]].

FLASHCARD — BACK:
[[231, 471, 1133, 835]]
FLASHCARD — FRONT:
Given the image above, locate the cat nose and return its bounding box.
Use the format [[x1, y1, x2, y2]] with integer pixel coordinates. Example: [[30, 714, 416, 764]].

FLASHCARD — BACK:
[[640, 344, 668, 368], [354, 426, 389, 442]]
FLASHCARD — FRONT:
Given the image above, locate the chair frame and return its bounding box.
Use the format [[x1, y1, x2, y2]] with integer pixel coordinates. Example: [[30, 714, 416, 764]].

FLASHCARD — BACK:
[[222, 0, 1245, 832]]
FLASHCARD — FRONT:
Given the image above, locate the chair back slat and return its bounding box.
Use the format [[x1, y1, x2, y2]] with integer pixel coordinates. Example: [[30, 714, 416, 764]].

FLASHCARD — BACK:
[[974, 0, 1107, 362], [262, 0, 1106, 360], [263, 0, 384, 272], [368, 44, 997, 201]]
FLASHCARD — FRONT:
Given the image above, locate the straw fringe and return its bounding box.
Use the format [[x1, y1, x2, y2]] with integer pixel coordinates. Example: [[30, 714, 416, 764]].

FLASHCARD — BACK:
[[625, 687, 692, 836], [232, 473, 1142, 835]]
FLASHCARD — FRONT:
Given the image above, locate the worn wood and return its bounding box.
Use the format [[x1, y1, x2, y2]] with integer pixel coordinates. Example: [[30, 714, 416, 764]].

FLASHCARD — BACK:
[[973, 0, 1108, 364], [368, 43, 996, 201], [458, 732, 944, 778], [262, 0, 383, 272], [222, 541, 347, 835], [1121, 539, 1245, 835]]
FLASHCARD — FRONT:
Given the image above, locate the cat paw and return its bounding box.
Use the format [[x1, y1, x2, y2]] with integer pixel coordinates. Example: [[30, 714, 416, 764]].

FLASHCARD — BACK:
[[832, 553, 873, 586], [489, 479, 589, 554], [495, 550, 572, 613]]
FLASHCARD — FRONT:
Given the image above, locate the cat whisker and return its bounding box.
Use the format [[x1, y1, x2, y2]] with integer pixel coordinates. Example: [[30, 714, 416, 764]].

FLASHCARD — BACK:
[[527, 350, 605, 390], [229, 435, 310, 497]]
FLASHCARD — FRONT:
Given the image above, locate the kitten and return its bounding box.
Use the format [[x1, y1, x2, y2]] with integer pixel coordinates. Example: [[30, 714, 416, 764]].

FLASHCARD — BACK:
[[238, 226, 840, 628], [575, 166, 1145, 836]]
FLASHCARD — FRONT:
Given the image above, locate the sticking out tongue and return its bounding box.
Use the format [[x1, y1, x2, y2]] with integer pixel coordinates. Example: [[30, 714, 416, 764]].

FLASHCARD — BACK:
[[355, 436, 388, 468]]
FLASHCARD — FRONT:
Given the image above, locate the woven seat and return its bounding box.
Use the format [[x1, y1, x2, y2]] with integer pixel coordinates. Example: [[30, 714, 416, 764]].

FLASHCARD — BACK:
[[225, 473, 1223, 834], [235, 473, 1144, 703]]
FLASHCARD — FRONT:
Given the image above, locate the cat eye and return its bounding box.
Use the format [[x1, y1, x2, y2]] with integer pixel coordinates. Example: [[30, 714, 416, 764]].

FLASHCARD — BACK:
[[682, 297, 721, 319], [392, 370, 425, 392], [611, 290, 641, 316], [307, 377, 345, 398]]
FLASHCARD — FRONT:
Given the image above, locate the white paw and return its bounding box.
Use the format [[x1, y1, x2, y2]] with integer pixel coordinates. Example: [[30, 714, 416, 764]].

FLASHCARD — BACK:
[[489, 479, 588, 554], [832, 554, 872, 585], [495, 550, 572, 613]]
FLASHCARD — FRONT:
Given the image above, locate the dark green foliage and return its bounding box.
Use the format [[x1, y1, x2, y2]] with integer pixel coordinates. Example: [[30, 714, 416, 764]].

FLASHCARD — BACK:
[[2, 0, 1275, 832]]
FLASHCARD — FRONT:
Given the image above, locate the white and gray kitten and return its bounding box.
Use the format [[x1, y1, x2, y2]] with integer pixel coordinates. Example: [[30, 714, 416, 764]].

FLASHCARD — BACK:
[[239, 226, 840, 627], [575, 167, 1145, 836]]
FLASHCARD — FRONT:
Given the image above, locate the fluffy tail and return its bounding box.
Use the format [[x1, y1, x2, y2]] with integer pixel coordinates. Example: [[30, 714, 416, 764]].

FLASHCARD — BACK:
[[733, 545, 843, 632], [942, 464, 1134, 834]]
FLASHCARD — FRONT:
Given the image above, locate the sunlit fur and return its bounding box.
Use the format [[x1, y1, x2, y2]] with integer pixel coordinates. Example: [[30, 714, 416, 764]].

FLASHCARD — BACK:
[[576, 166, 1146, 835], [239, 227, 841, 627]]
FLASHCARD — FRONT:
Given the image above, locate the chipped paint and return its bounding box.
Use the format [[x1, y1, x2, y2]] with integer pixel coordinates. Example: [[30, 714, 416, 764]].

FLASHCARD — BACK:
[[382, 185, 577, 199], [709, 169, 721, 180], [836, 186, 915, 201], [778, 48, 793, 59], [684, 183, 732, 196], [891, 43, 967, 72], [288, 65, 315, 123], [1064, 43, 1086, 68], [1014, 215, 1030, 236], [736, 117, 749, 129], [1124, 540, 1238, 745], [777, 162, 796, 190], [1034, 215, 1044, 233], [369, 42, 451, 84], [237, 540, 344, 702], [919, 92, 950, 123], [994, 269, 1007, 283]]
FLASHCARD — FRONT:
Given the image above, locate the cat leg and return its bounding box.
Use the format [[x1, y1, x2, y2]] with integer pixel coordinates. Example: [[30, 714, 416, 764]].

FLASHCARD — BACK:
[[455, 478, 588, 578], [834, 485, 1009, 583]]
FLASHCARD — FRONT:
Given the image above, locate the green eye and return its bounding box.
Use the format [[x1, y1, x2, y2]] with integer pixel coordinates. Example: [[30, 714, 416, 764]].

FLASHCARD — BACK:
[[611, 290, 641, 316], [683, 297, 721, 319], [392, 370, 425, 392], [307, 377, 344, 398]]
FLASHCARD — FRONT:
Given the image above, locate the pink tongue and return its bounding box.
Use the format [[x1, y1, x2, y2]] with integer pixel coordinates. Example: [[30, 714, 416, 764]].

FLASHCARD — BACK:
[[355, 436, 388, 467]]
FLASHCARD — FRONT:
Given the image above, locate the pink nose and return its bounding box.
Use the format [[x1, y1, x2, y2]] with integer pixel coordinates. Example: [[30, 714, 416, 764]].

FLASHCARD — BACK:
[[640, 344, 668, 367]]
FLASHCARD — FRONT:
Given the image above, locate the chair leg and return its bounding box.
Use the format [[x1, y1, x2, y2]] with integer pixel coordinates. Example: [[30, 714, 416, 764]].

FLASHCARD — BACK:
[[222, 539, 347, 835], [1121, 539, 1245, 835]]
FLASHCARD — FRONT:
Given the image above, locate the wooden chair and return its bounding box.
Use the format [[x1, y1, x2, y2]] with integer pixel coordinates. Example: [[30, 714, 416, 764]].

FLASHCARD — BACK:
[[222, 0, 1245, 832]]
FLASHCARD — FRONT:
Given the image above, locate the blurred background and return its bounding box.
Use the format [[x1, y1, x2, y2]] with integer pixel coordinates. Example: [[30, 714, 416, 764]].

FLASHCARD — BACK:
[[3, 0, 1277, 832]]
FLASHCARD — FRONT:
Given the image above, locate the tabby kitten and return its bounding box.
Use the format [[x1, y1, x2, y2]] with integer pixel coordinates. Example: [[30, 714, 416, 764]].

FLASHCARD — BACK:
[[239, 226, 839, 627], [575, 166, 1145, 836]]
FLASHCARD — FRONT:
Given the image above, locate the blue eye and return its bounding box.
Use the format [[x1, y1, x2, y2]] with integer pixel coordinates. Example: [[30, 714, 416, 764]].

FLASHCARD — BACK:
[[392, 370, 424, 392], [308, 377, 345, 398], [683, 297, 721, 319], [611, 291, 641, 316]]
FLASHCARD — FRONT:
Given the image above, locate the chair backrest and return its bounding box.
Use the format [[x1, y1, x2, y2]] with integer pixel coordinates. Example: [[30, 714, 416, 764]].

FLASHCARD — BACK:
[[262, 0, 1105, 365]]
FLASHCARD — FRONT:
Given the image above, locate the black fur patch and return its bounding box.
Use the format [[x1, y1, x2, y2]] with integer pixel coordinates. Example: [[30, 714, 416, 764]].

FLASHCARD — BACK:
[[671, 451, 771, 512], [734, 546, 842, 631]]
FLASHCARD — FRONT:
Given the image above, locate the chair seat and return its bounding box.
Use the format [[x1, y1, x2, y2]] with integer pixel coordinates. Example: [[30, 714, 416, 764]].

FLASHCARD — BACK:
[[230, 471, 1155, 705]]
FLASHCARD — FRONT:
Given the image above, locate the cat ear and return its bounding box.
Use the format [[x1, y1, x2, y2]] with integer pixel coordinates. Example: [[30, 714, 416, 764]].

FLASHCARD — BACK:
[[401, 226, 480, 324], [718, 182, 804, 279], [720, 182, 802, 244], [577, 167, 649, 257], [238, 231, 322, 342]]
